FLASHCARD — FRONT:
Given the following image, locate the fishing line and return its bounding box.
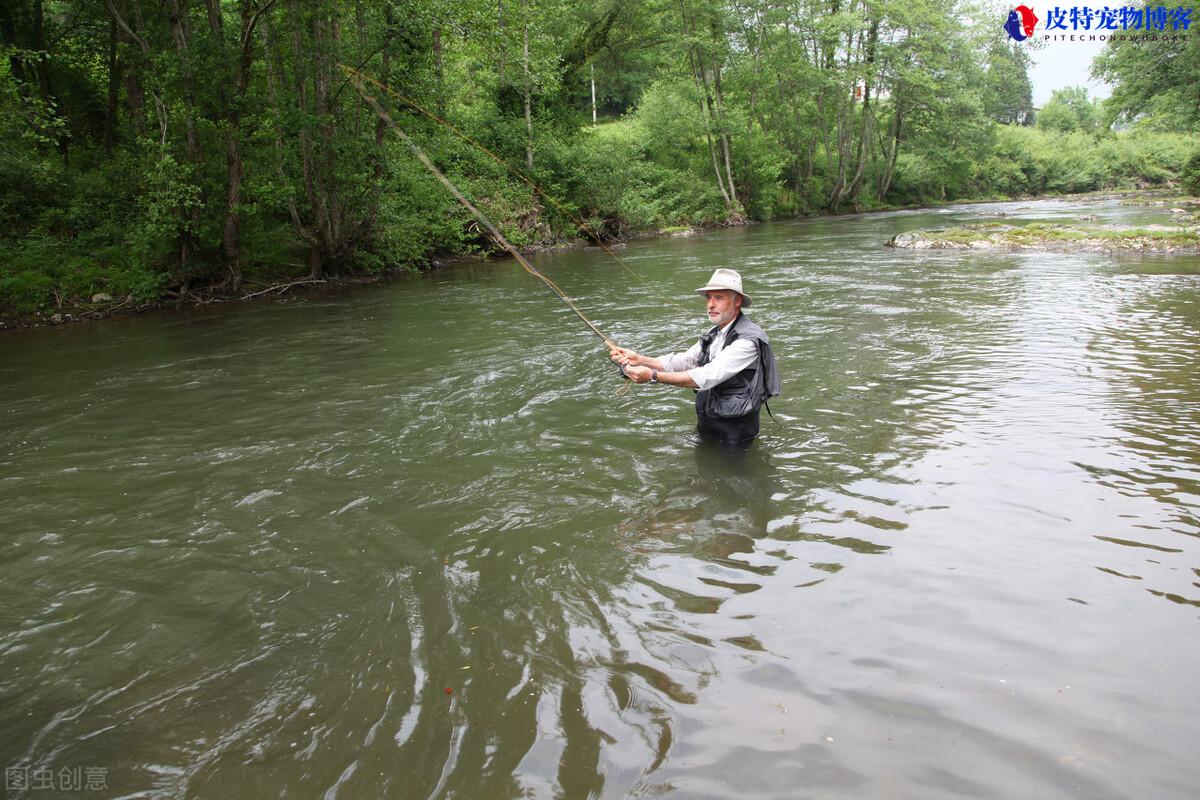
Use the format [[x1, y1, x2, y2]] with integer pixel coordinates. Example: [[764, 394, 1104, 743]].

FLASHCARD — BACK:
[[344, 68, 633, 388], [340, 65, 690, 314]]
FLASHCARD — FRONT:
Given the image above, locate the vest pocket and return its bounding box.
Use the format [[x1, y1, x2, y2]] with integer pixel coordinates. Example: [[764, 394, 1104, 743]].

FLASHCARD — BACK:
[[707, 387, 758, 418]]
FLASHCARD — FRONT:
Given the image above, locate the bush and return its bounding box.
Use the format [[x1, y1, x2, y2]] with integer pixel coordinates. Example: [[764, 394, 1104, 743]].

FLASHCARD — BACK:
[[1183, 151, 1200, 196], [730, 120, 788, 220], [630, 80, 708, 175], [887, 153, 942, 205]]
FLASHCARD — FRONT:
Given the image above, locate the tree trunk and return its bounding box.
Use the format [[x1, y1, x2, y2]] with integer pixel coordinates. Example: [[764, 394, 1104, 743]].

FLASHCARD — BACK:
[[827, 22, 869, 211], [104, 15, 119, 153], [167, 0, 201, 164], [291, 10, 327, 278], [309, 10, 343, 278], [704, 12, 737, 209], [31, 0, 67, 155], [204, 0, 244, 291], [166, 0, 203, 271], [104, 0, 162, 146], [695, 48, 730, 201], [497, 0, 506, 80], [711, 58, 737, 209], [123, 59, 145, 139], [32, 0, 50, 99], [846, 19, 879, 204], [678, 0, 730, 208], [259, 12, 307, 237], [364, 4, 393, 236], [433, 25, 445, 117], [877, 103, 903, 201], [690, 47, 731, 208], [523, 4, 533, 169]]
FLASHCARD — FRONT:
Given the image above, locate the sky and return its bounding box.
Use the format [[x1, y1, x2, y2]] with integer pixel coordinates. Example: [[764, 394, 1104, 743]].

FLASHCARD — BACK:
[[990, 1, 1116, 106], [1027, 34, 1112, 106]]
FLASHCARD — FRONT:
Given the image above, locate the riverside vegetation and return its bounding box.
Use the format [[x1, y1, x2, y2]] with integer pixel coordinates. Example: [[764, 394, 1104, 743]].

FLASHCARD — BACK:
[[2, 0, 1198, 322]]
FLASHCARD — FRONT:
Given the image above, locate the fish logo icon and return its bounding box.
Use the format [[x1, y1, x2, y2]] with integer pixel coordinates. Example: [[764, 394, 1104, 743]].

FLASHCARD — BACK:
[[1004, 5, 1039, 40]]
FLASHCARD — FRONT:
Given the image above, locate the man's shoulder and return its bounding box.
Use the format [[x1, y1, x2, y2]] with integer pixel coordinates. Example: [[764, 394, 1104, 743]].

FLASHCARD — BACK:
[[733, 314, 769, 342]]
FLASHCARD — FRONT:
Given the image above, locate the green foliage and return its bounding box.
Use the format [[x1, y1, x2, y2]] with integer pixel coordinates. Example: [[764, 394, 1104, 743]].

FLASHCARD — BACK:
[[1037, 87, 1101, 134], [0, 0, 1196, 319], [630, 80, 707, 174], [1093, 2, 1200, 132], [968, 126, 1195, 198], [562, 118, 725, 235], [1183, 152, 1200, 197], [982, 39, 1033, 125], [886, 153, 944, 206], [0, 231, 167, 313], [567, 123, 650, 233]]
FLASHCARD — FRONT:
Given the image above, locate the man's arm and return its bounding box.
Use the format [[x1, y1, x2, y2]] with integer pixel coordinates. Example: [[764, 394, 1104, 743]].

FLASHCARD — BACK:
[[615, 338, 757, 389], [611, 341, 702, 376], [624, 365, 699, 388]]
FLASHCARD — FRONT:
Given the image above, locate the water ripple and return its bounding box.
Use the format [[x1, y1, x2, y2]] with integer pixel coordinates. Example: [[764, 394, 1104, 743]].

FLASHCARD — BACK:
[[2, 199, 1198, 797]]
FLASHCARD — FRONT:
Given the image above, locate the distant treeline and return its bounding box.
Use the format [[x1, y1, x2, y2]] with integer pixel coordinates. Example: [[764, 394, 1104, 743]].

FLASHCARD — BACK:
[[1, 0, 1197, 315]]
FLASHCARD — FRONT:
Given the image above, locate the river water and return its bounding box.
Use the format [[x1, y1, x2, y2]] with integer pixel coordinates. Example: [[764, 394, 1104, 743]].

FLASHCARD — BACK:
[[2, 198, 1198, 798]]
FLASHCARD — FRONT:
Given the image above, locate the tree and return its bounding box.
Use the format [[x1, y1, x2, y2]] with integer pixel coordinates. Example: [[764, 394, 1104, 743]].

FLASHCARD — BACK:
[[981, 38, 1032, 125], [1092, 1, 1200, 132], [1037, 86, 1100, 134]]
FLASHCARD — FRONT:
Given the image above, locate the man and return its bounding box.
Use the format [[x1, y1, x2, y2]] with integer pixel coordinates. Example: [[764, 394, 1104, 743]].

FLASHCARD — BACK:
[[611, 268, 781, 447]]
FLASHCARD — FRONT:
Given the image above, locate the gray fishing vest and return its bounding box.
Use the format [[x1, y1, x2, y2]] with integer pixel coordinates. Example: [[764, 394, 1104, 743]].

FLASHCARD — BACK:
[[695, 313, 781, 418]]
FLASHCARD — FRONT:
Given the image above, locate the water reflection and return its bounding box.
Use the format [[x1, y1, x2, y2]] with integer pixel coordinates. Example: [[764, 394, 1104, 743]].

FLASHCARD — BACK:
[[1080, 274, 1200, 611]]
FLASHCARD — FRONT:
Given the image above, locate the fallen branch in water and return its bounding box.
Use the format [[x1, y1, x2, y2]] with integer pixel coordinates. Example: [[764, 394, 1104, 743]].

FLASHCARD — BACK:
[[241, 279, 327, 300]]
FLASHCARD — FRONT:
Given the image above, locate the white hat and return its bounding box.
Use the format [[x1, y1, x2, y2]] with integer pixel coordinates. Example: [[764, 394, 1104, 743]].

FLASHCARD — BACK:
[[695, 268, 752, 307]]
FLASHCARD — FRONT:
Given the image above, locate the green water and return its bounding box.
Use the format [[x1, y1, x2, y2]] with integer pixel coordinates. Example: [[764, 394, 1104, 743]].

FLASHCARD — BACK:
[[2, 198, 1199, 798]]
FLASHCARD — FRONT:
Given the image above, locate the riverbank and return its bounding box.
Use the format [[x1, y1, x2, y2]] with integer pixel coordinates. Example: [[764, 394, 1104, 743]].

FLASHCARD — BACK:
[[5, 189, 1197, 332], [0, 215, 754, 332]]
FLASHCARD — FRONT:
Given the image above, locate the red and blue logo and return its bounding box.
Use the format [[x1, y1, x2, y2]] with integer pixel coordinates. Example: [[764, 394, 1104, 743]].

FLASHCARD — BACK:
[[1004, 5, 1040, 39]]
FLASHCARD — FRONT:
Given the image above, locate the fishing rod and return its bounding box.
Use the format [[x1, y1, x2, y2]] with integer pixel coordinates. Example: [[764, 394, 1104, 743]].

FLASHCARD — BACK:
[[343, 67, 631, 382], [340, 65, 689, 314]]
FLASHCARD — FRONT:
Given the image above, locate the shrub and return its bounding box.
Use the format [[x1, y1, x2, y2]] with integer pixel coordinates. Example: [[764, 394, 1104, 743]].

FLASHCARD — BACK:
[[1183, 151, 1200, 196]]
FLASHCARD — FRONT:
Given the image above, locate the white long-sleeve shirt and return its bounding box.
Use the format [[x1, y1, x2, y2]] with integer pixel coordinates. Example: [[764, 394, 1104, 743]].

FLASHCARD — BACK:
[[660, 319, 759, 391]]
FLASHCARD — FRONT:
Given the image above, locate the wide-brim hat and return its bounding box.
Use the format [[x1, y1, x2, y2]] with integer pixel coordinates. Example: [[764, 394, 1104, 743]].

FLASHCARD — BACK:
[[695, 268, 752, 307]]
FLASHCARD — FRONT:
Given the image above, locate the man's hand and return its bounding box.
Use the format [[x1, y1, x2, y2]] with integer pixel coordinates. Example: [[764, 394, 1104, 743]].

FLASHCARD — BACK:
[[610, 347, 646, 368], [624, 365, 654, 384]]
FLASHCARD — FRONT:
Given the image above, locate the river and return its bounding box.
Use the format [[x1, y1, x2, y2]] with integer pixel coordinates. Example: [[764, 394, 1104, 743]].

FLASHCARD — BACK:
[[2, 198, 1198, 798]]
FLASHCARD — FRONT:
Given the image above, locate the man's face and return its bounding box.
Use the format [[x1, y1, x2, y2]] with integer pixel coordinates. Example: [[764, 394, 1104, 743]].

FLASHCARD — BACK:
[[705, 290, 741, 327]]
